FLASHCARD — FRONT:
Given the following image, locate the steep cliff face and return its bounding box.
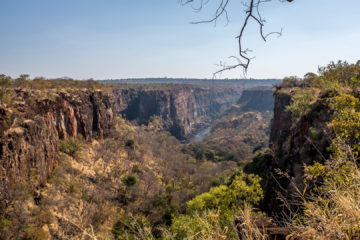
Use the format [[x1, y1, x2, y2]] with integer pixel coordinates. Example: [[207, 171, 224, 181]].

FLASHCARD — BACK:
[[112, 86, 242, 139], [237, 87, 274, 112], [0, 89, 115, 195], [264, 89, 332, 216]]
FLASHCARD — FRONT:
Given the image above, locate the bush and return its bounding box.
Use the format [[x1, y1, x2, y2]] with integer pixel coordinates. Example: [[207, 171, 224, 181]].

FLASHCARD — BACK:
[[122, 175, 138, 187], [59, 137, 81, 157], [0, 74, 11, 86], [182, 171, 263, 227], [286, 88, 317, 123]]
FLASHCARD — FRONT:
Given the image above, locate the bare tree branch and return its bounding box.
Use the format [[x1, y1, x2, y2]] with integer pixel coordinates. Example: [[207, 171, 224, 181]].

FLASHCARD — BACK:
[[180, 0, 293, 77]]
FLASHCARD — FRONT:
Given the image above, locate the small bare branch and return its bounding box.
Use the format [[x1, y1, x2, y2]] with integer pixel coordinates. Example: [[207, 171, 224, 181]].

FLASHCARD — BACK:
[[181, 0, 293, 76]]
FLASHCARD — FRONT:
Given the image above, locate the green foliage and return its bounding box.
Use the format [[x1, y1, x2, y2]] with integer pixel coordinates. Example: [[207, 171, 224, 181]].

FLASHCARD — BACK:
[[327, 93, 360, 157], [170, 171, 262, 239], [122, 174, 139, 187], [180, 171, 262, 228], [59, 137, 81, 157], [0, 74, 11, 86], [316, 60, 360, 89], [278, 76, 301, 88], [286, 88, 317, 123]]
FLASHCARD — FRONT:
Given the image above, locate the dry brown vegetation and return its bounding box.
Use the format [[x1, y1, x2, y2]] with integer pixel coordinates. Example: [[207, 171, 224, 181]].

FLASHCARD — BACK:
[[0, 115, 237, 239]]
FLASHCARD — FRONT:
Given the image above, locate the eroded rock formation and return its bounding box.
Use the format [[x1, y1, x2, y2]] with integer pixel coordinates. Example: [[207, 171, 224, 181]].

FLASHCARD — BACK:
[[112, 86, 242, 139], [0, 89, 115, 194]]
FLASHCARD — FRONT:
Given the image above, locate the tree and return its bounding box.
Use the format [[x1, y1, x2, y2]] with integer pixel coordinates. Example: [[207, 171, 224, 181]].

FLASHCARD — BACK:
[[0, 75, 11, 86], [181, 0, 294, 76]]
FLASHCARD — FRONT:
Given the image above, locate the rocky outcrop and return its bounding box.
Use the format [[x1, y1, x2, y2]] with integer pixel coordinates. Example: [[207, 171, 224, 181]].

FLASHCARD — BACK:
[[112, 86, 242, 139], [264, 89, 332, 217], [0, 89, 115, 196]]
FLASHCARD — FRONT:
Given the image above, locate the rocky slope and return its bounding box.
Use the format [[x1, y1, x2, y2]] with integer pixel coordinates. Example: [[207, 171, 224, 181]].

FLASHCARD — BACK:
[[112, 85, 243, 139], [0, 89, 115, 199]]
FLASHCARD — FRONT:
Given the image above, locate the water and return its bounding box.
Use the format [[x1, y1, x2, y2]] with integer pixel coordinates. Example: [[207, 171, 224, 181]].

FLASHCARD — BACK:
[[192, 127, 211, 142]]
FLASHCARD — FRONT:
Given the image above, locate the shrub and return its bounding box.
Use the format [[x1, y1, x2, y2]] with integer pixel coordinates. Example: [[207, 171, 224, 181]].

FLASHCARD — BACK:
[[286, 88, 317, 123], [279, 76, 301, 88], [0, 74, 11, 86], [184, 171, 263, 227], [122, 175, 138, 187], [59, 137, 81, 157]]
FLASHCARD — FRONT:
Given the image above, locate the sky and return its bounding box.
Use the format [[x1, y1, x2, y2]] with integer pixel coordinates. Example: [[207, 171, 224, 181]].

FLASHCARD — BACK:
[[0, 0, 359, 80]]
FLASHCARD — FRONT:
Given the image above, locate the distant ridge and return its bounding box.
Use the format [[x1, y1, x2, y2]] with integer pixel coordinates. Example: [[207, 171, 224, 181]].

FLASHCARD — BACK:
[[98, 77, 281, 86]]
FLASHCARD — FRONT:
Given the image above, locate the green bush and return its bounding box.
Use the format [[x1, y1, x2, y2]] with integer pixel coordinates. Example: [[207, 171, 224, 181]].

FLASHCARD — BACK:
[[172, 170, 264, 231], [0, 74, 11, 86], [286, 88, 317, 123], [122, 174, 138, 187], [59, 138, 81, 157]]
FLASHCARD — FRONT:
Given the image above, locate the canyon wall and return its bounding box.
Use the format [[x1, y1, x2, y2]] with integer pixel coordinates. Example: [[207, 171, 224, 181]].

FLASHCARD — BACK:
[[264, 89, 332, 217], [112, 86, 243, 139], [237, 86, 274, 112], [0, 85, 241, 199], [0, 89, 115, 196]]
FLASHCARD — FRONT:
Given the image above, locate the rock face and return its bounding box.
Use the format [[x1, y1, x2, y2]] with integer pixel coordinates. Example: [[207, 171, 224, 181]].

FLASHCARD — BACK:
[[0, 89, 115, 195], [264, 89, 332, 217], [237, 87, 274, 112], [112, 86, 242, 139]]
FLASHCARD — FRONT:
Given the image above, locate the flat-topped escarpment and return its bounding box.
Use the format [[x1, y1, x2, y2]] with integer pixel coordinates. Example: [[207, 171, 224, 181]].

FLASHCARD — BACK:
[[237, 86, 274, 112]]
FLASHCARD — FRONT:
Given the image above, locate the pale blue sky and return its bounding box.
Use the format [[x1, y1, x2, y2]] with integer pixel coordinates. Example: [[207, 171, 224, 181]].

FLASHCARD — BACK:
[[0, 0, 359, 79]]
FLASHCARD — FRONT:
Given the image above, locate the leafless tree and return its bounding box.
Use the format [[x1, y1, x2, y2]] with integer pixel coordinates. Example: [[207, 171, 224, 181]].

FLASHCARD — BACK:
[[180, 0, 294, 76]]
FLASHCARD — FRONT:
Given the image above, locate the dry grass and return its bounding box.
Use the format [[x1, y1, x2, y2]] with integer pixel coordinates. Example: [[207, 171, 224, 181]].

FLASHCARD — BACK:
[[236, 205, 268, 240], [288, 143, 360, 240]]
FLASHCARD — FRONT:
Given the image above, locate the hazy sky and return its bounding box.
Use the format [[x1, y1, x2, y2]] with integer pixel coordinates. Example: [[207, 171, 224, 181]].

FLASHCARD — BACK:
[[0, 0, 359, 79]]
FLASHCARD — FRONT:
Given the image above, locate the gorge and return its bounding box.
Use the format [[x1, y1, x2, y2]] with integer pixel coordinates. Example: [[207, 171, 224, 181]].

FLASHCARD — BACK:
[[1, 62, 359, 239]]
